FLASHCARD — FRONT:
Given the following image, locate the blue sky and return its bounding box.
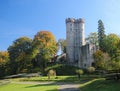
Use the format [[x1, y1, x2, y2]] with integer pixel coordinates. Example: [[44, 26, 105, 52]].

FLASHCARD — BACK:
[[0, 0, 120, 51]]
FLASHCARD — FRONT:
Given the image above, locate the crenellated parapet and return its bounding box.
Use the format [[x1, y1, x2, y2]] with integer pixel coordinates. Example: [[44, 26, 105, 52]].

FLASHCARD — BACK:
[[66, 18, 84, 23]]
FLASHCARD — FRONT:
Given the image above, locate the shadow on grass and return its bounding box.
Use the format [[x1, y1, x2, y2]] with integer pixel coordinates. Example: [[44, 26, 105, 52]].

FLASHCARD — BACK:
[[55, 75, 96, 83], [59, 88, 79, 91], [25, 83, 58, 91], [80, 79, 120, 91], [21, 75, 101, 84], [25, 83, 56, 88], [46, 89, 58, 91]]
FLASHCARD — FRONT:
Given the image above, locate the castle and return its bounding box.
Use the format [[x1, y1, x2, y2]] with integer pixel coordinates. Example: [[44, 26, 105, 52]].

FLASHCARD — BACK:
[[66, 18, 96, 68]]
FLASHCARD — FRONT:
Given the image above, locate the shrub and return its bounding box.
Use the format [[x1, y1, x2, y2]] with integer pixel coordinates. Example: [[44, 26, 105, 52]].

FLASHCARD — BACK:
[[76, 69, 84, 75], [48, 69, 56, 79], [76, 69, 84, 79], [88, 67, 95, 74], [45, 64, 79, 75]]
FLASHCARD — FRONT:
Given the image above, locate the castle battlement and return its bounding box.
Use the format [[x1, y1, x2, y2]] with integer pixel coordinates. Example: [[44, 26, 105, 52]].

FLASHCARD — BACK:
[[66, 18, 84, 23]]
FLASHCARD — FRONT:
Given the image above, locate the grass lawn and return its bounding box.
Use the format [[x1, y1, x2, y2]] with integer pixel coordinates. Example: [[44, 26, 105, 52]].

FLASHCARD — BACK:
[[19, 75, 79, 82], [80, 78, 120, 91], [0, 83, 58, 91], [0, 75, 120, 91], [18, 75, 100, 82]]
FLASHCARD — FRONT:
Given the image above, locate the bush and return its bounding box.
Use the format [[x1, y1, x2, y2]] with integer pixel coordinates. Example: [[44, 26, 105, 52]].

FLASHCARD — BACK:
[[76, 69, 84, 79], [76, 69, 84, 75], [48, 69, 56, 79], [45, 64, 79, 75], [88, 67, 95, 74]]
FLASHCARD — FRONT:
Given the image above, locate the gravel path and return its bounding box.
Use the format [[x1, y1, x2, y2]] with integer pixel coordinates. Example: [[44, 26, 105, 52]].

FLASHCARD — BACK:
[[58, 83, 80, 91]]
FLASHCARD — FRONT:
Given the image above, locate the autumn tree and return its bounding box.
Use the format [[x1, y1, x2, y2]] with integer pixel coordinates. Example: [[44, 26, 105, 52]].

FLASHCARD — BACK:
[[8, 37, 32, 74], [98, 20, 105, 50], [32, 31, 58, 67], [93, 50, 111, 70], [0, 51, 9, 77]]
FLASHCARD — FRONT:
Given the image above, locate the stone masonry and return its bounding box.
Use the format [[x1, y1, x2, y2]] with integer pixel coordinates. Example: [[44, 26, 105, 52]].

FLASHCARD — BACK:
[[66, 18, 96, 68]]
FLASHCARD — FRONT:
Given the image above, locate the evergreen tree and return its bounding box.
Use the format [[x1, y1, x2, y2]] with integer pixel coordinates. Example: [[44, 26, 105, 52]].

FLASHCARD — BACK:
[[98, 19, 105, 50]]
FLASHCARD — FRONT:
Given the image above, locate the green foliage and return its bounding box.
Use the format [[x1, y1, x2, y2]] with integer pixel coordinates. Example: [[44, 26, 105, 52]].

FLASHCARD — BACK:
[[95, 33, 120, 71], [0, 51, 9, 77], [32, 31, 58, 68], [45, 64, 79, 75], [98, 19, 106, 50], [86, 32, 98, 47], [102, 34, 120, 58], [88, 67, 95, 73], [93, 50, 111, 70], [108, 60, 120, 71], [0, 51, 9, 62], [7, 37, 32, 74]]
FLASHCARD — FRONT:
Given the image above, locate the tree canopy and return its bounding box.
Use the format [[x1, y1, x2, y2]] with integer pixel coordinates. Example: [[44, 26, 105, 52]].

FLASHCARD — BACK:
[[33, 31, 58, 62], [102, 34, 120, 58], [0, 51, 9, 77], [86, 32, 98, 47], [7, 37, 32, 73]]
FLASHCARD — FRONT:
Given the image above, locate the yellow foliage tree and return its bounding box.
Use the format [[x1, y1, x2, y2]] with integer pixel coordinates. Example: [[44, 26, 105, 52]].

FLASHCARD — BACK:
[[33, 31, 58, 63]]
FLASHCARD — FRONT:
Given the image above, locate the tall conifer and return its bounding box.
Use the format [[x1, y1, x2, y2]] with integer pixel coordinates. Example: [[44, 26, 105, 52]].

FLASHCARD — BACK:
[[98, 19, 105, 50]]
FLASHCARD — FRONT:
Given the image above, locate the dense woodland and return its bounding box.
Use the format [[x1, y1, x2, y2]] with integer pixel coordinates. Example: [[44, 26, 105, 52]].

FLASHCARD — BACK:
[[0, 20, 120, 77]]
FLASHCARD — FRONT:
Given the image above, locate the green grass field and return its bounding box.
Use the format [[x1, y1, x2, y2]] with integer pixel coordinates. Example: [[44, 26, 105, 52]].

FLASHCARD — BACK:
[[0, 75, 120, 91], [80, 78, 120, 91], [19, 75, 80, 82], [0, 83, 58, 91], [18, 75, 99, 82]]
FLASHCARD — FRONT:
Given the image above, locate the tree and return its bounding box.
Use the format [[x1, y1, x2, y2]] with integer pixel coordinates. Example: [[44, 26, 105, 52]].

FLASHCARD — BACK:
[[58, 39, 66, 53], [93, 50, 111, 70], [47, 69, 56, 80], [7, 37, 32, 74], [0, 51, 9, 77], [88, 67, 95, 74], [86, 32, 98, 47], [33, 31, 58, 67], [94, 34, 120, 71], [98, 20, 105, 50], [0, 51, 9, 62], [102, 34, 120, 58], [76, 69, 84, 79]]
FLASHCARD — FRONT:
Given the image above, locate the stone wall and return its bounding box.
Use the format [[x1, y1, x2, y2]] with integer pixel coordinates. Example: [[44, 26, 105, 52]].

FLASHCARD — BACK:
[[78, 44, 96, 68]]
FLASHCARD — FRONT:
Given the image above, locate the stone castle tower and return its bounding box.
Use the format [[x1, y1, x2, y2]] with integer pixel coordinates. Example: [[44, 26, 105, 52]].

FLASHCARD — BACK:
[[66, 18, 85, 63], [66, 18, 95, 68]]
